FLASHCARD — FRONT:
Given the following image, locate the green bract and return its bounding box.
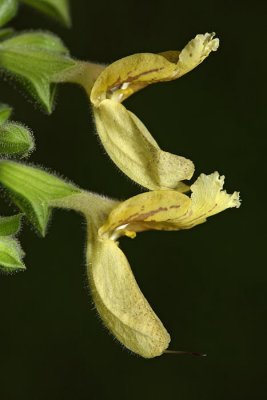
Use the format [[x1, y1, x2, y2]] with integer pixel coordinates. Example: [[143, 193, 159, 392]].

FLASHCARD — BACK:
[[0, 213, 25, 272], [0, 31, 76, 112], [0, 122, 34, 156], [0, 104, 34, 157], [0, 1, 72, 273], [0, 235, 25, 271], [0, 161, 80, 235], [21, 0, 71, 27], [0, 103, 12, 123], [0, 213, 21, 236], [0, 0, 18, 27]]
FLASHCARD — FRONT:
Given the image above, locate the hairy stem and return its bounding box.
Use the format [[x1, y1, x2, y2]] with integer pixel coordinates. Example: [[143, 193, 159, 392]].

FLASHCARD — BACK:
[[55, 61, 105, 96], [50, 190, 118, 226]]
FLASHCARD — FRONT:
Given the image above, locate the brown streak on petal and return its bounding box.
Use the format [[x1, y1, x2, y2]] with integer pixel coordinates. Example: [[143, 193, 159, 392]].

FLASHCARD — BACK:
[[208, 203, 217, 213], [107, 78, 121, 93], [121, 212, 140, 223], [126, 67, 165, 82], [107, 67, 165, 94], [129, 207, 168, 222]]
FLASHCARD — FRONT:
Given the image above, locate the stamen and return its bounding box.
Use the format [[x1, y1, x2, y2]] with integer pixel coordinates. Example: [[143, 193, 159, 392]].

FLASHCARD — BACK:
[[164, 350, 207, 357], [110, 223, 129, 240], [121, 82, 130, 90]]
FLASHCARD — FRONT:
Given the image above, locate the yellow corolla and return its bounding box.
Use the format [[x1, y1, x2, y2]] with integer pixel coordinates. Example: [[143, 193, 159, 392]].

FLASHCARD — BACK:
[[58, 32, 240, 358], [80, 172, 240, 359], [89, 32, 219, 191]]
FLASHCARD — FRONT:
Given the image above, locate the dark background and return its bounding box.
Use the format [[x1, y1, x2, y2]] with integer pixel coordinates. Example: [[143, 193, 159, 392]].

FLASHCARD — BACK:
[[0, 0, 266, 399]]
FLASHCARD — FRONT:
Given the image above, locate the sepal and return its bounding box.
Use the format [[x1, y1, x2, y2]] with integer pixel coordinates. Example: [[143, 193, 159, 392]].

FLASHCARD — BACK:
[[0, 0, 18, 28], [0, 122, 34, 156], [0, 161, 80, 235], [0, 235, 25, 272], [0, 103, 12, 124], [0, 213, 21, 236], [22, 0, 71, 27], [0, 31, 75, 112]]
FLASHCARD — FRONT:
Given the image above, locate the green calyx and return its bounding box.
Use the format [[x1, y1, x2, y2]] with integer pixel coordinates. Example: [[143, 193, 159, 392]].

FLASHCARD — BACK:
[[0, 0, 18, 28], [0, 31, 76, 112], [0, 213, 25, 272], [0, 161, 80, 236], [21, 0, 71, 27]]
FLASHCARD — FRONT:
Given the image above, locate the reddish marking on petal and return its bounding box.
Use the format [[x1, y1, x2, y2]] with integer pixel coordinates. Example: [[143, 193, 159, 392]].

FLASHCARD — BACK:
[[127, 67, 165, 82], [129, 207, 168, 222], [107, 67, 165, 94]]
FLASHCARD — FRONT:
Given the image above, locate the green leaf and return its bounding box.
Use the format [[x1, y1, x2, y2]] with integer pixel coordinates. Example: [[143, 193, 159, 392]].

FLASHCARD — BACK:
[[0, 31, 76, 112], [0, 122, 34, 156], [0, 161, 80, 235], [0, 235, 25, 272], [0, 213, 21, 235], [0, 0, 18, 27], [0, 103, 12, 123], [21, 0, 71, 27]]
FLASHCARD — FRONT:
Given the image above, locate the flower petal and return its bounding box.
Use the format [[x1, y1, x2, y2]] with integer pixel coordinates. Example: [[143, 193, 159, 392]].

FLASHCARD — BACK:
[[99, 190, 191, 239], [175, 32, 219, 77], [171, 172, 241, 229], [93, 99, 194, 190], [99, 173, 240, 238], [91, 33, 219, 105], [90, 52, 178, 105], [87, 236, 170, 358]]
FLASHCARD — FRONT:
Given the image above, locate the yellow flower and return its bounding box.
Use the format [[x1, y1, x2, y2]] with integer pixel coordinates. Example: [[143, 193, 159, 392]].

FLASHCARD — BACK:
[[58, 32, 240, 358], [82, 172, 240, 359], [89, 32, 219, 191]]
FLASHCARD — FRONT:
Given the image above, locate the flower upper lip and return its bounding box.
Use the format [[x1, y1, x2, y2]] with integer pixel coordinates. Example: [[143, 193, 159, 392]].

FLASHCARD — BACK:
[[98, 172, 240, 241], [90, 32, 219, 107]]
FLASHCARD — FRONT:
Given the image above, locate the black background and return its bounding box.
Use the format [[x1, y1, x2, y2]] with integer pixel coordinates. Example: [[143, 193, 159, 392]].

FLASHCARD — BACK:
[[0, 0, 266, 399]]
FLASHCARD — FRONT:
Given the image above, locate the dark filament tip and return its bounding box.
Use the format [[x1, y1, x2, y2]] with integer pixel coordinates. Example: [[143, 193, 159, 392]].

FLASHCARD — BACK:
[[164, 350, 207, 357]]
